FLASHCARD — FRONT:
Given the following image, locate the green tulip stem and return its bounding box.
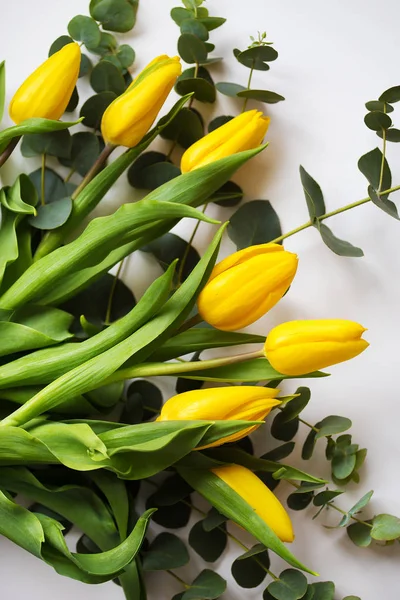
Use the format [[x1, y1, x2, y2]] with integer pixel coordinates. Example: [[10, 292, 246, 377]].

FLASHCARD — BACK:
[[270, 183, 400, 244], [104, 258, 125, 325], [242, 61, 255, 112], [71, 142, 116, 200], [40, 153, 46, 206], [106, 349, 265, 384], [0, 135, 21, 168], [177, 203, 209, 285]]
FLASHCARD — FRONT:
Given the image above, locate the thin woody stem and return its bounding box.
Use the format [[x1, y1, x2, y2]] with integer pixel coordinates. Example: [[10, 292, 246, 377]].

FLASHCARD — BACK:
[[71, 143, 115, 200]]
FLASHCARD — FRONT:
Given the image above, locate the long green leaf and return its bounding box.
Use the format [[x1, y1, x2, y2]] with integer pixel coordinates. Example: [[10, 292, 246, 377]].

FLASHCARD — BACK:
[[0, 264, 176, 389], [35, 95, 192, 259], [178, 467, 316, 575], [0, 118, 81, 154], [0, 201, 217, 309]]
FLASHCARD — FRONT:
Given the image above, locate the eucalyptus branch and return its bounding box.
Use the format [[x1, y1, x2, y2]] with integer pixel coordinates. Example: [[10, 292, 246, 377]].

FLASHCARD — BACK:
[[242, 62, 255, 112], [270, 184, 400, 244]]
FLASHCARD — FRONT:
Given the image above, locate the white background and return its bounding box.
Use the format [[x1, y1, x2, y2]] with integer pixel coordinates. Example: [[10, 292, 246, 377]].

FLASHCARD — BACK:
[[0, 0, 400, 598]]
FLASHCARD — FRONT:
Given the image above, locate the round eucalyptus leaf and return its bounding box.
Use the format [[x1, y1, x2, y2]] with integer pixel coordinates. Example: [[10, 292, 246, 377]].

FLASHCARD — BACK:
[[90, 0, 137, 32], [189, 520, 227, 562], [271, 412, 299, 441], [160, 107, 204, 148], [262, 442, 295, 461], [21, 129, 72, 159], [365, 100, 394, 113], [178, 33, 208, 64], [364, 111, 392, 131], [29, 167, 68, 204], [237, 89, 285, 103], [61, 271, 136, 325], [176, 67, 216, 102], [237, 45, 278, 66], [208, 115, 233, 132], [331, 451, 357, 480], [147, 496, 191, 529], [48, 35, 73, 56], [150, 475, 192, 507], [59, 132, 100, 177], [228, 200, 282, 249], [184, 570, 226, 600], [171, 7, 193, 25], [377, 127, 400, 142], [80, 91, 117, 129], [142, 232, 200, 282], [79, 53, 93, 78], [68, 15, 101, 48], [210, 181, 243, 207], [65, 86, 79, 112], [128, 151, 180, 190], [315, 415, 352, 439], [102, 54, 124, 72], [371, 514, 400, 541], [202, 508, 227, 532], [142, 533, 189, 571], [308, 582, 335, 600], [125, 379, 162, 422], [267, 569, 308, 600], [88, 31, 118, 56], [286, 491, 314, 511], [231, 545, 270, 588], [313, 490, 343, 506], [379, 85, 400, 103], [124, 70, 133, 87], [199, 16, 226, 31], [181, 18, 209, 41], [117, 44, 135, 68], [216, 81, 246, 97], [90, 61, 125, 95], [347, 521, 372, 547], [279, 387, 311, 423], [28, 197, 72, 230], [205, 42, 215, 52]]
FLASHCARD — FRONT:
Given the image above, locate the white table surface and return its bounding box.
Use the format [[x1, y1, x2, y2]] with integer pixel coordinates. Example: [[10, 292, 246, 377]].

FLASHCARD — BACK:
[[1, 0, 400, 598]]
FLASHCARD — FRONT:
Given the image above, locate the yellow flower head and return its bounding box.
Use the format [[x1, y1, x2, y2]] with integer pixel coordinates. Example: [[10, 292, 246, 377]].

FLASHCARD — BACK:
[[9, 42, 81, 123], [101, 55, 182, 147], [197, 243, 298, 331], [264, 319, 369, 375], [157, 386, 280, 448]]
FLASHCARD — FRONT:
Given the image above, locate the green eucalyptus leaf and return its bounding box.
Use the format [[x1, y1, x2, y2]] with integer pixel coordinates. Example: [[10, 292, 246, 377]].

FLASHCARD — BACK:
[[29, 167, 69, 205], [347, 521, 372, 547], [117, 44, 135, 68], [231, 544, 270, 588], [88, 32, 117, 56], [182, 570, 226, 600], [278, 388, 311, 423], [148, 474, 192, 507], [313, 490, 343, 506], [367, 185, 399, 220], [90, 61, 125, 95], [216, 82, 246, 97], [90, 0, 137, 33], [199, 17, 226, 31], [377, 127, 400, 142], [65, 86, 79, 113], [371, 514, 400, 541], [287, 491, 314, 511], [0, 61, 5, 123], [271, 413, 299, 441], [68, 15, 101, 48], [181, 18, 209, 40], [128, 152, 180, 190], [210, 181, 243, 207], [178, 33, 208, 64], [358, 147, 391, 195], [121, 379, 162, 423], [175, 67, 216, 102], [171, 7, 193, 25], [316, 223, 364, 258], [21, 129, 72, 159], [235, 45, 278, 70], [142, 232, 200, 282], [160, 107, 204, 148], [142, 533, 189, 570], [189, 519, 227, 562], [208, 115, 233, 132], [365, 100, 394, 113], [228, 200, 281, 249], [202, 508, 227, 531], [147, 496, 191, 529], [79, 54, 93, 78], [237, 89, 285, 103], [48, 36, 74, 56], [262, 442, 295, 461], [80, 92, 117, 129], [308, 582, 334, 600], [59, 132, 100, 178], [379, 85, 400, 103], [315, 415, 352, 439], [348, 491, 374, 518], [299, 166, 326, 220], [364, 111, 392, 131], [267, 569, 308, 600]]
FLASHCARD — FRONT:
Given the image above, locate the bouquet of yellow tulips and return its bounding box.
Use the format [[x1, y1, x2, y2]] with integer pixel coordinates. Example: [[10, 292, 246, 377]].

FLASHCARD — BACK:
[[0, 1, 399, 599]]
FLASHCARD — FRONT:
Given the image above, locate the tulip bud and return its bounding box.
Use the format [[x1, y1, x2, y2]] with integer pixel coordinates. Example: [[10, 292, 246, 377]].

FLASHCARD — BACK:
[[212, 464, 294, 542], [101, 55, 182, 148], [9, 43, 81, 124], [264, 319, 369, 376], [157, 386, 280, 448], [180, 109, 270, 173], [197, 243, 298, 331]]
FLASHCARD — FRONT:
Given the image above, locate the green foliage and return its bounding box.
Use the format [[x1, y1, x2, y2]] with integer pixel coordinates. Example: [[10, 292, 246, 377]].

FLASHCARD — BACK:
[[267, 569, 308, 600], [228, 200, 281, 249], [128, 152, 181, 190], [80, 92, 116, 129], [237, 89, 285, 104], [29, 197, 72, 230], [0, 119, 80, 154], [216, 82, 246, 96], [142, 533, 189, 570], [234, 45, 278, 70], [143, 232, 199, 283], [90, 0, 138, 33], [21, 130, 72, 159], [210, 181, 243, 206], [371, 514, 400, 541], [160, 107, 204, 148], [68, 15, 101, 48], [271, 412, 300, 441], [181, 570, 226, 600], [90, 61, 126, 95], [189, 519, 227, 562], [315, 416, 352, 439], [59, 132, 101, 177], [347, 521, 372, 547], [231, 544, 270, 588], [121, 380, 162, 423], [175, 67, 216, 102]]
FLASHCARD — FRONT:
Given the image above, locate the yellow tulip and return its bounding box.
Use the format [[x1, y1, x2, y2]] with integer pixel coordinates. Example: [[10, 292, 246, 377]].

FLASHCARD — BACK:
[[212, 464, 294, 542], [180, 109, 270, 173], [157, 386, 280, 448], [9, 43, 81, 124], [101, 55, 181, 147], [264, 319, 369, 376], [197, 243, 298, 331]]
